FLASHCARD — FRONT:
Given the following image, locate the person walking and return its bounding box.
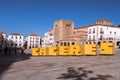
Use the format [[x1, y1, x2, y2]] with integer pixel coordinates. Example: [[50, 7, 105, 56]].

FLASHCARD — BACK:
[[21, 48, 24, 54], [8, 47, 12, 56], [4, 46, 8, 55], [14, 47, 17, 54]]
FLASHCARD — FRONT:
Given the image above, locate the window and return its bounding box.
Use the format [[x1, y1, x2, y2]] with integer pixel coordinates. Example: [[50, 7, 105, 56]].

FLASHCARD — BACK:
[[110, 31, 112, 34], [93, 28, 95, 33], [19, 44, 21, 46], [12, 36, 13, 39], [100, 28, 104, 34], [11, 43, 13, 47], [16, 36, 17, 39], [89, 36, 91, 40], [93, 35, 95, 40], [114, 32, 116, 35], [15, 44, 17, 47], [99, 35, 103, 40], [20, 36, 21, 39], [60, 42, 63, 46], [64, 42, 66, 46], [56, 41, 59, 43], [36, 38, 39, 40], [89, 29, 91, 34], [66, 23, 71, 26], [55, 24, 58, 27], [68, 42, 70, 46], [29, 46, 31, 49], [72, 42, 75, 45]]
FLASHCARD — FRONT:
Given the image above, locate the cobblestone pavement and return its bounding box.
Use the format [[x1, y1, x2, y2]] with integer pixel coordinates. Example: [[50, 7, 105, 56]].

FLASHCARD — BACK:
[[0, 49, 120, 80]]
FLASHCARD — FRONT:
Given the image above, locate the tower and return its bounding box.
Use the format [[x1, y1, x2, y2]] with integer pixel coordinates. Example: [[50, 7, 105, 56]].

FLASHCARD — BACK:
[[53, 20, 74, 45]]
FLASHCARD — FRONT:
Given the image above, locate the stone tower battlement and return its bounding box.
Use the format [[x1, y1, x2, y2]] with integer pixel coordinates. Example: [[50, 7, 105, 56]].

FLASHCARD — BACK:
[[53, 20, 74, 44]]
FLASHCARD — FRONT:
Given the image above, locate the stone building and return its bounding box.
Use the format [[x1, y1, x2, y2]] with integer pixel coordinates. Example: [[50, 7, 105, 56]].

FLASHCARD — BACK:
[[53, 20, 88, 46], [57, 27, 88, 46], [53, 20, 75, 46]]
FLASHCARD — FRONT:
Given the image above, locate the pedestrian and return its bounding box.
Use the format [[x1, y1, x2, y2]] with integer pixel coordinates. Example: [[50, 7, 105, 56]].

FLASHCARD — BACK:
[[21, 48, 24, 54], [14, 47, 17, 54], [4, 46, 8, 55], [8, 47, 12, 56]]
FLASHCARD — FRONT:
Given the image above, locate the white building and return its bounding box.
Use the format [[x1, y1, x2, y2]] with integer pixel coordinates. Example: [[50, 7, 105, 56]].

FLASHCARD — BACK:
[[0, 30, 7, 48], [25, 33, 41, 49], [42, 30, 54, 47], [87, 19, 120, 47], [7, 33, 24, 48]]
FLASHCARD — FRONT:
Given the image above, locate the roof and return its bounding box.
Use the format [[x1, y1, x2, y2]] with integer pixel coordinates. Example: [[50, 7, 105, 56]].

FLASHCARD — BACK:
[[48, 30, 53, 35], [59, 34, 87, 42], [29, 33, 39, 36], [75, 24, 120, 29], [10, 33, 21, 36], [75, 19, 119, 29], [0, 30, 6, 34]]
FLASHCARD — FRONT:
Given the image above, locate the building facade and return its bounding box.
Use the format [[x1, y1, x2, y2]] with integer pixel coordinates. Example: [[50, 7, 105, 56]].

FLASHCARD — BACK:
[[1, 19, 120, 48], [7, 33, 24, 48], [47, 19, 120, 47], [52, 20, 88, 46], [25, 34, 41, 49], [88, 19, 120, 47], [42, 30, 54, 47], [53, 20, 74, 46]]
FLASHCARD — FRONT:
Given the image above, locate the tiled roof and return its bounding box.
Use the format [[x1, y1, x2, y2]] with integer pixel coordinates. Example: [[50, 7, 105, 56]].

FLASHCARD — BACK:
[[0, 30, 6, 34], [48, 30, 53, 35], [11, 33, 21, 36], [29, 33, 39, 36], [60, 33, 88, 41], [75, 24, 119, 29]]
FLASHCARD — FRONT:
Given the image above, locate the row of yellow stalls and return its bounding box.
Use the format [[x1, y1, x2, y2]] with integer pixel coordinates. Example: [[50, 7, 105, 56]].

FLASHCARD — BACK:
[[32, 42, 115, 56]]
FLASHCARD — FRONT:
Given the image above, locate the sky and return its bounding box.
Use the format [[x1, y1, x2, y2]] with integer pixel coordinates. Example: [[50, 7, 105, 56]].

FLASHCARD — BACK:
[[0, 0, 120, 37]]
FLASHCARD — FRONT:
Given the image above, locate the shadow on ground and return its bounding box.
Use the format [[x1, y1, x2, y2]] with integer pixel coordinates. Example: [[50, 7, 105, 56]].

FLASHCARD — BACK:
[[57, 67, 117, 80], [0, 53, 31, 78]]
